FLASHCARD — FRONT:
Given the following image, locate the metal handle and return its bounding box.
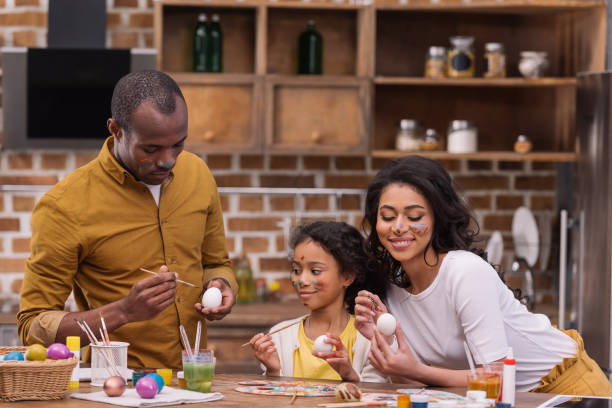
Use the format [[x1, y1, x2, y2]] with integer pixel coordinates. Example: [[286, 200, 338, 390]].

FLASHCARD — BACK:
[[559, 209, 568, 330]]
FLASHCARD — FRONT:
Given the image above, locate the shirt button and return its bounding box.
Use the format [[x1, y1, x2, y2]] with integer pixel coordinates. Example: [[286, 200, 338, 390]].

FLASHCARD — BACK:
[[142, 188, 147, 193], [169, 258, 175, 264], [177, 297, 181, 303]]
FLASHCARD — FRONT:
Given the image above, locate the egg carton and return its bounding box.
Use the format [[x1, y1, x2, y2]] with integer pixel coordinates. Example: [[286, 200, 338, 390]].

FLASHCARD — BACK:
[[0, 346, 77, 401]]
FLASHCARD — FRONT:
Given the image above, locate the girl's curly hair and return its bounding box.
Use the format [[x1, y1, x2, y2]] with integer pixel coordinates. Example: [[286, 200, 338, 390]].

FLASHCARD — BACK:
[[290, 221, 374, 314]]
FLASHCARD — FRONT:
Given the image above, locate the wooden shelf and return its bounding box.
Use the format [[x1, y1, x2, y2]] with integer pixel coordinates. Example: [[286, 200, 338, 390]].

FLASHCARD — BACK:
[[374, 77, 577, 87], [371, 150, 577, 162], [374, 0, 606, 13], [169, 72, 257, 84]]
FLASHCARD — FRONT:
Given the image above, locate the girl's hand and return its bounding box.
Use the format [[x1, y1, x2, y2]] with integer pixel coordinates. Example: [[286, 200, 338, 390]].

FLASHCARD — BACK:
[[249, 333, 281, 376], [313, 333, 360, 382], [354, 290, 388, 340], [368, 321, 420, 378]]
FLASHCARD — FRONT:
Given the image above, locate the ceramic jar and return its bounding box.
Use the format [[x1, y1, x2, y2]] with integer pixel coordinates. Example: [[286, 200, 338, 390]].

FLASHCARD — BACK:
[[519, 51, 549, 79]]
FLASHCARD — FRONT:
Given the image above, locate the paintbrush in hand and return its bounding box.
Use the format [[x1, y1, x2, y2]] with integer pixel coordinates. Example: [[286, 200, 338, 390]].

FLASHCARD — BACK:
[[241, 319, 302, 347], [140, 267, 199, 288]]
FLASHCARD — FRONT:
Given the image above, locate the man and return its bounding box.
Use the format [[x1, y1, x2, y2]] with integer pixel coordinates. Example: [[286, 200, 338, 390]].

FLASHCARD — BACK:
[[17, 70, 237, 369]]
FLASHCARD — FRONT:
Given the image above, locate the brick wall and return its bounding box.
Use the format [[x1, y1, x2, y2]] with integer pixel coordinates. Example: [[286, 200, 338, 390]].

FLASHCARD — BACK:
[[0, 150, 558, 316], [0, 1, 558, 315], [0, 0, 153, 52]]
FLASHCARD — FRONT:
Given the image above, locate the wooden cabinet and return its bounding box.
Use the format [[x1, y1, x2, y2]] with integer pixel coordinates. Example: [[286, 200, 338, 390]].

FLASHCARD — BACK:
[[174, 73, 261, 153], [265, 76, 369, 154], [154, 0, 606, 160]]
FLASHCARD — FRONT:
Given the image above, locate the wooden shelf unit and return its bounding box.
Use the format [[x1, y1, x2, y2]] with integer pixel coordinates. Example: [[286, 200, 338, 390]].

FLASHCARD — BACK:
[[154, 0, 606, 158], [371, 150, 577, 162]]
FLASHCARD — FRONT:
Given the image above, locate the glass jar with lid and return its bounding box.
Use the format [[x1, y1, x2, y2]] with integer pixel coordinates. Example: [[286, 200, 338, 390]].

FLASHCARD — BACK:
[[395, 119, 424, 152], [422, 128, 441, 151], [425, 46, 446, 79], [448, 36, 475, 78], [447, 120, 478, 153], [484, 42, 506, 78]]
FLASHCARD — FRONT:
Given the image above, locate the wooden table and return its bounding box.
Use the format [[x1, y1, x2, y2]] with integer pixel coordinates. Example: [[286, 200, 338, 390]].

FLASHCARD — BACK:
[[9, 373, 554, 407]]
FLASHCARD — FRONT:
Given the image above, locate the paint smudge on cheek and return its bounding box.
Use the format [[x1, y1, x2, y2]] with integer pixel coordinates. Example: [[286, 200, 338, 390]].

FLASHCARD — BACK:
[[312, 279, 323, 290], [409, 222, 428, 235], [139, 158, 154, 169], [157, 160, 174, 170], [292, 279, 300, 289]]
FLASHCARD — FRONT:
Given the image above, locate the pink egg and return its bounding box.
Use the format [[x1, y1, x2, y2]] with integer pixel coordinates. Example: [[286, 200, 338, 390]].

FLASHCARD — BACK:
[[136, 376, 158, 399]]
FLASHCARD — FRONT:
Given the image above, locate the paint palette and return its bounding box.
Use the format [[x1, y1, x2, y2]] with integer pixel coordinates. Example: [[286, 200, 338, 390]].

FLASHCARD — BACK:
[[235, 381, 336, 397]]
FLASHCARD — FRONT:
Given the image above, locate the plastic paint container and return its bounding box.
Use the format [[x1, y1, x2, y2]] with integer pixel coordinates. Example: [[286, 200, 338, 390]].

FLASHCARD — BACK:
[[132, 371, 146, 387], [177, 371, 186, 388], [156, 368, 172, 386], [397, 395, 411, 408], [411, 394, 430, 408]]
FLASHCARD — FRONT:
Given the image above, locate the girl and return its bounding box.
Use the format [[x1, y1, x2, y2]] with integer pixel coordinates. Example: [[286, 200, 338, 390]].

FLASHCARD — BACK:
[[249, 221, 386, 382], [355, 156, 612, 395]]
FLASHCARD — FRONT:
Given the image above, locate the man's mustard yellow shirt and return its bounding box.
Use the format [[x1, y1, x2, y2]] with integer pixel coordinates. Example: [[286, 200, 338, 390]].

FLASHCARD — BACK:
[[17, 137, 237, 369]]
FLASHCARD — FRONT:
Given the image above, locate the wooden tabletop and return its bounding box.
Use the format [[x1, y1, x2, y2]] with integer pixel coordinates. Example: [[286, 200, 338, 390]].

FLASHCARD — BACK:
[[9, 373, 554, 407]]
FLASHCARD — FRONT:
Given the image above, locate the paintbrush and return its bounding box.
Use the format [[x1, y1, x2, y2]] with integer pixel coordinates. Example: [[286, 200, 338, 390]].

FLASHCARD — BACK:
[[241, 319, 303, 347], [140, 267, 199, 288]]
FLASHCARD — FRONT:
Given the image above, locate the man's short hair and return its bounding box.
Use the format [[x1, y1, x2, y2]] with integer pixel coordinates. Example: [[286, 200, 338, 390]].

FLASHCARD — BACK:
[[111, 70, 186, 134]]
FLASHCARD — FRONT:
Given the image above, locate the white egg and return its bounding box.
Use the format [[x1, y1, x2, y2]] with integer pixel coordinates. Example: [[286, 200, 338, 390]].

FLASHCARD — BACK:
[[376, 313, 397, 336], [201, 287, 222, 309], [313, 335, 333, 353]]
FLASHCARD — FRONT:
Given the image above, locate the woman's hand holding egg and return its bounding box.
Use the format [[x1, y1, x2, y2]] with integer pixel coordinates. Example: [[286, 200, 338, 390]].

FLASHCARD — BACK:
[[354, 290, 388, 340], [368, 320, 420, 378], [313, 333, 360, 382]]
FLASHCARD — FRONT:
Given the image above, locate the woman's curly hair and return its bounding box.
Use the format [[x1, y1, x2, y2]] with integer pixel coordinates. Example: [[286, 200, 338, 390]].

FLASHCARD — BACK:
[[362, 156, 494, 300], [290, 221, 374, 314]]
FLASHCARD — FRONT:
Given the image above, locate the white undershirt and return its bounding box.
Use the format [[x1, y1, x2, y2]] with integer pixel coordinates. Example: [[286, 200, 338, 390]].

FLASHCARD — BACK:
[[386, 250, 577, 392], [144, 183, 161, 206]]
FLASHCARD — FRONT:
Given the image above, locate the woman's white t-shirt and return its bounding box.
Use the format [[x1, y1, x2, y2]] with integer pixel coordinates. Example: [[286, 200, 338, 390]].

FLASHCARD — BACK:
[[386, 250, 576, 392]]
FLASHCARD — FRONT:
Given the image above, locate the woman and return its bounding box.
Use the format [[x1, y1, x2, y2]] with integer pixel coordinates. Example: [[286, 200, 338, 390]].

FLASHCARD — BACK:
[[355, 155, 612, 395]]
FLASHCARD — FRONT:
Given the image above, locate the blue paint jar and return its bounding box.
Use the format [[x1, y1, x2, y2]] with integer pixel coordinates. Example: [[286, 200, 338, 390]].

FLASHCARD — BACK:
[[411, 394, 430, 408]]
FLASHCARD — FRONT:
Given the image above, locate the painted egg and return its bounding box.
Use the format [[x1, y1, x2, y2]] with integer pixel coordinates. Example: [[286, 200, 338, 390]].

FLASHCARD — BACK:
[[313, 335, 333, 353], [103, 375, 126, 397], [376, 313, 397, 336], [3, 351, 24, 361], [335, 382, 362, 402], [136, 376, 158, 399], [145, 372, 164, 393], [202, 287, 222, 309]]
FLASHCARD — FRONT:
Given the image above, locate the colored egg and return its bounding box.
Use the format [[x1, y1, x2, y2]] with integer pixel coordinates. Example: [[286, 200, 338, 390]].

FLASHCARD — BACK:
[[136, 376, 158, 399], [47, 343, 73, 360], [103, 375, 126, 397], [202, 287, 222, 309], [3, 351, 24, 361], [145, 372, 164, 393], [313, 335, 333, 353], [376, 313, 397, 336], [25, 344, 47, 361]]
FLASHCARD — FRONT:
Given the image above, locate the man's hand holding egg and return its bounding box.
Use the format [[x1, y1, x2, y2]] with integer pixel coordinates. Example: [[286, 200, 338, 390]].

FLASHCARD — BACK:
[[195, 278, 236, 321]]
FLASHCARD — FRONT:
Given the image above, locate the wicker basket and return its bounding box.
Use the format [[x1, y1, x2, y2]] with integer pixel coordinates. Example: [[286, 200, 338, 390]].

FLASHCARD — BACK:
[[0, 346, 78, 401]]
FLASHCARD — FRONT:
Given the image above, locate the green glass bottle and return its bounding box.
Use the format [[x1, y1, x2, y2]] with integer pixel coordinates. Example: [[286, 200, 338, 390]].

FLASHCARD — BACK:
[[298, 20, 323, 75], [193, 13, 208, 72], [235, 255, 255, 304], [208, 14, 223, 73]]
